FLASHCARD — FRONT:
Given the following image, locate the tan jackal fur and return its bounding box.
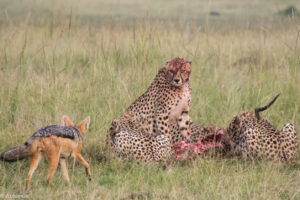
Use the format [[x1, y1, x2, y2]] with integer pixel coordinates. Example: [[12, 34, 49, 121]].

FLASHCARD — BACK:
[[0, 116, 91, 190]]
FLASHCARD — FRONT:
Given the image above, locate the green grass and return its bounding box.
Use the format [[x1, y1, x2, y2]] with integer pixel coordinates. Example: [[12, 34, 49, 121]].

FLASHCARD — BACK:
[[0, 0, 300, 199]]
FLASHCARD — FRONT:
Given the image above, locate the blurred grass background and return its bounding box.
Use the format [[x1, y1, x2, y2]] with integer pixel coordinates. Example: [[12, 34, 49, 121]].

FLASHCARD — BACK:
[[0, 0, 299, 199]]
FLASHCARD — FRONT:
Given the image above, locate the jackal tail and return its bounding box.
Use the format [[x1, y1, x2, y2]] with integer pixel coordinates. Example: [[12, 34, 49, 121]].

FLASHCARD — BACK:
[[0, 144, 32, 162], [255, 93, 281, 120]]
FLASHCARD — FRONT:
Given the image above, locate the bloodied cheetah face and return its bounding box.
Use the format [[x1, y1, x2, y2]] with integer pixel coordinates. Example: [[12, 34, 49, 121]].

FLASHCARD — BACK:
[[165, 58, 192, 87]]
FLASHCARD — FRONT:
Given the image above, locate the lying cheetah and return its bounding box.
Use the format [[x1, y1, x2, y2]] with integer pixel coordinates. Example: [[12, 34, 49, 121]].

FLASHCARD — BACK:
[[222, 94, 298, 161], [107, 115, 224, 161], [108, 114, 173, 161], [107, 58, 193, 161]]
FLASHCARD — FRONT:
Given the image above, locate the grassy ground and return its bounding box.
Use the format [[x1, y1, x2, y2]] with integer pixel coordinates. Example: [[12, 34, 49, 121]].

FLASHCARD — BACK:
[[0, 0, 300, 199]]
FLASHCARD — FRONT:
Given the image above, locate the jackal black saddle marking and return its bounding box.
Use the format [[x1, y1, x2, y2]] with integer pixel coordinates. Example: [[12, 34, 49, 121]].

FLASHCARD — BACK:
[[31, 125, 81, 140]]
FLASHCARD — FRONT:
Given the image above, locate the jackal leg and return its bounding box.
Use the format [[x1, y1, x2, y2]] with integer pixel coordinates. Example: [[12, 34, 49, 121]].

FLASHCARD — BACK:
[[74, 153, 91, 181], [44, 143, 60, 186], [60, 158, 70, 184], [25, 151, 42, 190]]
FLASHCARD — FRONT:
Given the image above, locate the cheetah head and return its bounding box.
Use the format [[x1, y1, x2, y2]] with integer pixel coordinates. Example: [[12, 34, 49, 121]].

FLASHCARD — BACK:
[[226, 111, 256, 137], [165, 57, 192, 87], [221, 112, 254, 154]]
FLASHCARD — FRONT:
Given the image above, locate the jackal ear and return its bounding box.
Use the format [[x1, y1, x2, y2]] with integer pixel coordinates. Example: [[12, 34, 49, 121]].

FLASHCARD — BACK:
[[63, 115, 74, 127], [78, 116, 91, 134]]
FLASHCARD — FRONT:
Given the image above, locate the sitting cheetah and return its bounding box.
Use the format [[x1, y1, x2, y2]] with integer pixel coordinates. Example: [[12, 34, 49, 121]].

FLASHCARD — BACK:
[[123, 57, 193, 139], [107, 58, 193, 161], [222, 94, 298, 161]]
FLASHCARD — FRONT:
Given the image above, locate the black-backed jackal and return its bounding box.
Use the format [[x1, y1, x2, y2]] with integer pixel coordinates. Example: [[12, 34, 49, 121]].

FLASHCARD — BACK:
[[0, 116, 91, 190]]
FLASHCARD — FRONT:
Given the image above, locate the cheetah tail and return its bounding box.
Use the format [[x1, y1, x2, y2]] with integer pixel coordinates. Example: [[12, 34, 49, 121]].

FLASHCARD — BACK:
[[254, 93, 281, 120]]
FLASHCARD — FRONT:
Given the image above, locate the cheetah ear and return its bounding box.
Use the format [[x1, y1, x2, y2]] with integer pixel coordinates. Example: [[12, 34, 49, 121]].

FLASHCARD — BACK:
[[186, 60, 192, 71], [233, 116, 242, 131], [165, 60, 172, 70], [110, 119, 120, 133], [228, 115, 241, 133], [62, 115, 74, 127]]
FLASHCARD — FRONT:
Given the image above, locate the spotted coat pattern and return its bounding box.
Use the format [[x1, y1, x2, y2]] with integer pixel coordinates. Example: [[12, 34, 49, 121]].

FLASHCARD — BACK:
[[108, 58, 194, 161], [223, 111, 298, 161]]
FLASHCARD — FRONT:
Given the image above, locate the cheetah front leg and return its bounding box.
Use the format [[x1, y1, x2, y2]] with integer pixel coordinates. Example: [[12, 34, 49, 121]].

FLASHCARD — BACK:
[[154, 114, 170, 138], [154, 101, 191, 143], [178, 110, 191, 143], [153, 101, 174, 140]]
